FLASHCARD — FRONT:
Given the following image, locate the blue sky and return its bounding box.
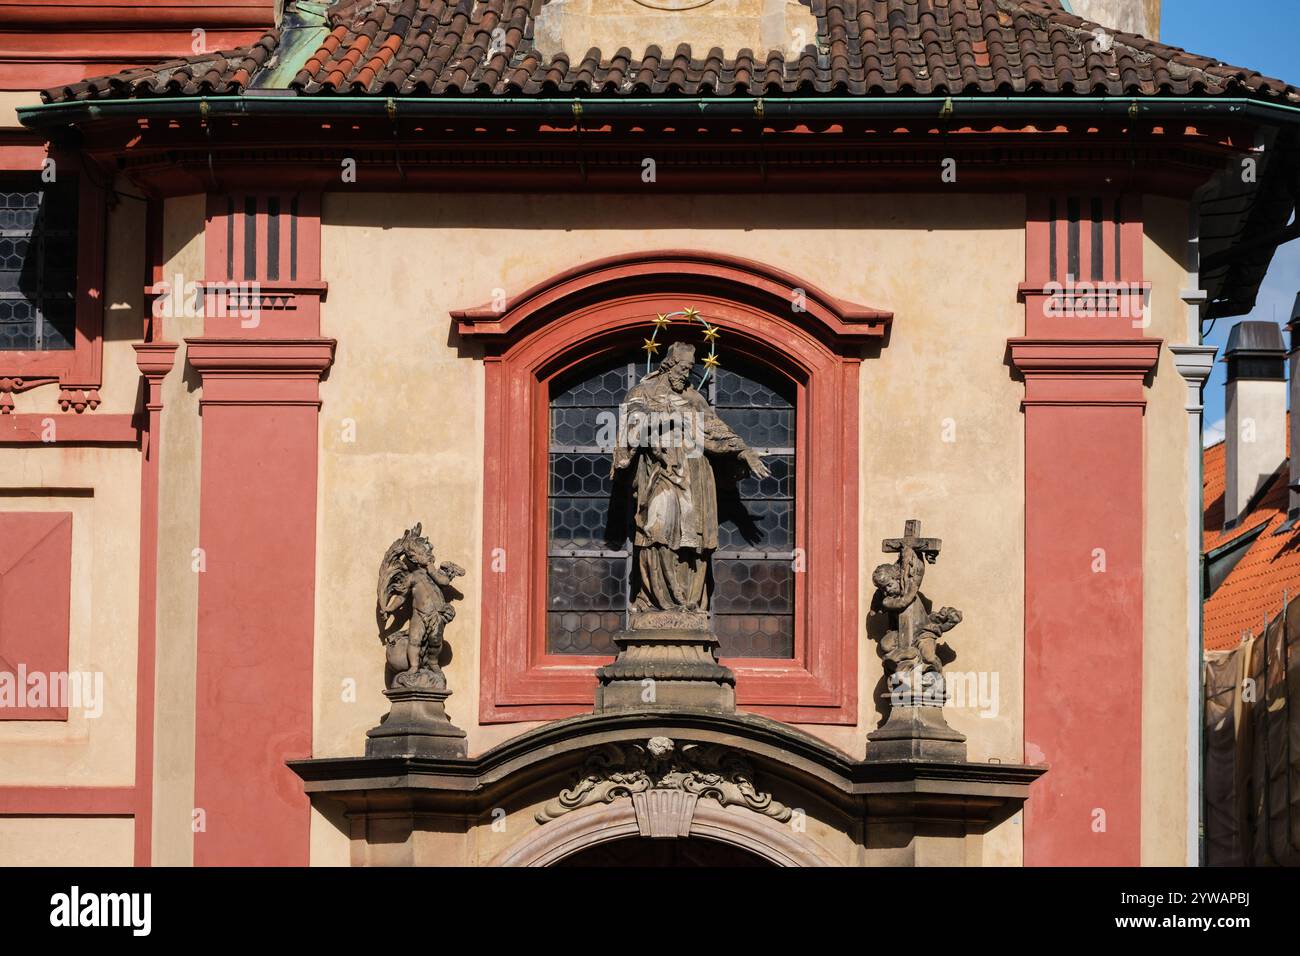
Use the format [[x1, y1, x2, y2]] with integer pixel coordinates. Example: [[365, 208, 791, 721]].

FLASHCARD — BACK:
[[1158, 1, 1300, 444]]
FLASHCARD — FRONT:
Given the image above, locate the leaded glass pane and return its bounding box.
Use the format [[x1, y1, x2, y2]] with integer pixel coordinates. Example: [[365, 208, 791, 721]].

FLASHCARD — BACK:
[[712, 560, 793, 614], [549, 405, 611, 448], [549, 495, 623, 551], [713, 612, 794, 660], [0, 179, 78, 351], [547, 611, 624, 655], [548, 557, 628, 611], [545, 349, 796, 659], [549, 452, 617, 497]]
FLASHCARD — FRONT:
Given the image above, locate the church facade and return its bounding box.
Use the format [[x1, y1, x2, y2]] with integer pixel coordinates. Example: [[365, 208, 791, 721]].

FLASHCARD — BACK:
[[1, 0, 1296, 867]]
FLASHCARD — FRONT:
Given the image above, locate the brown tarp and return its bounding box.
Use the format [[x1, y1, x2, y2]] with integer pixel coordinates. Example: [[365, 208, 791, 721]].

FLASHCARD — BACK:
[[1204, 598, 1300, 866]]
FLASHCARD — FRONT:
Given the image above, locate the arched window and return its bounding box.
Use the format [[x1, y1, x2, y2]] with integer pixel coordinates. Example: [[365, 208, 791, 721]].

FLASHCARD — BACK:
[[547, 349, 796, 658], [457, 251, 890, 725]]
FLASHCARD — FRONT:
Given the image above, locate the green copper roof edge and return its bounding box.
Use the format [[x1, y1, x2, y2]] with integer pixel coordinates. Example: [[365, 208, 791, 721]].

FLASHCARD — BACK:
[[248, 1, 329, 91], [19, 94, 1300, 128]]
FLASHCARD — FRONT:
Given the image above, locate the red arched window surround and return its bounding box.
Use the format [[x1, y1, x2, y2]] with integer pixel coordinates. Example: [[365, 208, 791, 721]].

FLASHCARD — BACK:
[[455, 250, 891, 725]]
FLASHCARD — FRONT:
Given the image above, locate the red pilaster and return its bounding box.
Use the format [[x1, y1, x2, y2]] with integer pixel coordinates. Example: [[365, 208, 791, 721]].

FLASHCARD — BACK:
[[187, 191, 330, 866], [1012, 195, 1160, 866], [132, 340, 177, 866], [186, 337, 332, 866]]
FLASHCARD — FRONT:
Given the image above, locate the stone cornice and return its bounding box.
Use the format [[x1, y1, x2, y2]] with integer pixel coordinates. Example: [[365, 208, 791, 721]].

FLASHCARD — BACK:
[[453, 249, 892, 349], [1007, 338, 1163, 408], [185, 337, 336, 407], [289, 709, 1044, 825]]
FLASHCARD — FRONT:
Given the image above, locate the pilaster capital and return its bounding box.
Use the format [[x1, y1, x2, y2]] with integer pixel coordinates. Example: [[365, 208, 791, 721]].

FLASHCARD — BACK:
[[1007, 337, 1162, 407], [185, 337, 336, 406]]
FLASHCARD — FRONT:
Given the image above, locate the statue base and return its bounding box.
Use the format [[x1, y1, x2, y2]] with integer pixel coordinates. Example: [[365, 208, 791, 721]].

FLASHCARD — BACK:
[[594, 611, 735, 714], [866, 705, 968, 761], [366, 686, 467, 758]]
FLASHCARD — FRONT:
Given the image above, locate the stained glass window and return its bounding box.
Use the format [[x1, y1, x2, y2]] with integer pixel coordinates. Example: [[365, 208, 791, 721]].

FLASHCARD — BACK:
[[0, 177, 78, 351], [546, 348, 796, 658]]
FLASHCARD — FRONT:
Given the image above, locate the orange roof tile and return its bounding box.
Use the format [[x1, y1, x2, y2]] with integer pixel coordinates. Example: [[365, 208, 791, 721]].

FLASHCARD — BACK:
[[1202, 416, 1300, 651], [40, 0, 1300, 103]]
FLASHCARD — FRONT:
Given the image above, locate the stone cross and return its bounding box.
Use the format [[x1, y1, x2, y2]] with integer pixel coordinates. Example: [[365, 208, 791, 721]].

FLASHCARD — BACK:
[[867, 517, 966, 761], [880, 519, 941, 649], [882, 519, 941, 563]]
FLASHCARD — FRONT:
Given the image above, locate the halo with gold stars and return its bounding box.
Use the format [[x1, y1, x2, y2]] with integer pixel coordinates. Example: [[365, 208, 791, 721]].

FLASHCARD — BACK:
[[643, 306, 723, 384]]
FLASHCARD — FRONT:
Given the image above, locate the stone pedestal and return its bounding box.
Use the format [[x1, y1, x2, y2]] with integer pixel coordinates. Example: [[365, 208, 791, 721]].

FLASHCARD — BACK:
[[366, 687, 467, 758], [594, 611, 735, 713], [867, 704, 968, 761]]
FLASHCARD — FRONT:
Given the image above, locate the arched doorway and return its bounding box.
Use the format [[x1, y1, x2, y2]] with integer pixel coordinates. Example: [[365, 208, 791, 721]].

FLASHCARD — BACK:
[[492, 797, 839, 867], [554, 836, 775, 867]]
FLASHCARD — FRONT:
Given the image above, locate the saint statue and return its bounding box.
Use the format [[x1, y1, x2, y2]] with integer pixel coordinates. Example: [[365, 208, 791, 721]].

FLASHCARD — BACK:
[[611, 341, 770, 614]]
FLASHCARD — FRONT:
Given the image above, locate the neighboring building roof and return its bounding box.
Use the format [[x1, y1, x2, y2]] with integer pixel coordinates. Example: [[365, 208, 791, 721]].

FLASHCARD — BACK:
[[1203, 421, 1300, 652], [39, 0, 1300, 103], [0, 0, 276, 92]]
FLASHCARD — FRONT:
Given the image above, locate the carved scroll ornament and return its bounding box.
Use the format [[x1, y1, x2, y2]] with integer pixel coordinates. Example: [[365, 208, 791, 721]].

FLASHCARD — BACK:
[[536, 736, 790, 824]]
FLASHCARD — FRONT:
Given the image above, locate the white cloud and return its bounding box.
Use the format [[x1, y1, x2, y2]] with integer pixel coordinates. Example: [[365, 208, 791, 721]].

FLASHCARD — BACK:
[[1203, 417, 1225, 447]]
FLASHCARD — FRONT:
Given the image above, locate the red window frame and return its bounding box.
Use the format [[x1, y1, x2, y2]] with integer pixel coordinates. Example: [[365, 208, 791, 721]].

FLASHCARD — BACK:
[[455, 250, 891, 725], [0, 152, 107, 410]]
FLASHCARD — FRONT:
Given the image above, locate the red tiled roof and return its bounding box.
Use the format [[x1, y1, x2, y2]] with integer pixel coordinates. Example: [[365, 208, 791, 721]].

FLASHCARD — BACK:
[[1202, 420, 1300, 651], [1202, 437, 1228, 552], [40, 0, 1300, 103]]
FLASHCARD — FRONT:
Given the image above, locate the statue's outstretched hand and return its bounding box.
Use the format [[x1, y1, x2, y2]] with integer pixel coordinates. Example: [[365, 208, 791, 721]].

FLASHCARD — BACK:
[[742, 449, 771, 480]]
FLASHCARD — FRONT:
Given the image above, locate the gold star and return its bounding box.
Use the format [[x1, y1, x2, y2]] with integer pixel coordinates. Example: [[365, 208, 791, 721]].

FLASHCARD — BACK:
[[702, 324, 721, 342], [682, 307, 701, 321], [642, 338, 661, 355], [701, 352, 721, 370], [652, 313, 671, 330]]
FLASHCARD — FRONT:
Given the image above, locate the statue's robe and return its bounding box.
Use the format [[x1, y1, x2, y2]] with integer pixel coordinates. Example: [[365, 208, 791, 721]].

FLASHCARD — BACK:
[[612, 370, 750, 612]]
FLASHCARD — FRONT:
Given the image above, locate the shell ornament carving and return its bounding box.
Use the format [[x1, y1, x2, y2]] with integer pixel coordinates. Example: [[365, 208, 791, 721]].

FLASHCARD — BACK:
[[631, 0, 717, 9], [536, 736, 790, 823]]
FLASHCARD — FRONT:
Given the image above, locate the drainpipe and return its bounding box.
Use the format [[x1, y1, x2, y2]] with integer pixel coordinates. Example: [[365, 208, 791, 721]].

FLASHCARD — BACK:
[[1171, 185, 1217, 868]]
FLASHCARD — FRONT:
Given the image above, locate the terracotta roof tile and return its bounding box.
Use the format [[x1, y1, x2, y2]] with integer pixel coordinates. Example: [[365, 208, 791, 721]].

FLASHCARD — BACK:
[[1202, 416, 1300, 651], [40, 0, 1300, 104]]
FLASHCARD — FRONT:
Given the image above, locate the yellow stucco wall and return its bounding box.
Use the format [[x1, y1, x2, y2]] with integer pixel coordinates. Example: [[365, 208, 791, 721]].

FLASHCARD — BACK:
[[148, 194, 207, 867], [0, 817, 134, 867], [0, 477, 139, 784], [0, 174, 147, 866], [0, 183, 1196, 868], [0, 197, 145, 780], [1141, 195, 1194, 866], [0, 91, 37, 130], [310, 191, 1029, 865]]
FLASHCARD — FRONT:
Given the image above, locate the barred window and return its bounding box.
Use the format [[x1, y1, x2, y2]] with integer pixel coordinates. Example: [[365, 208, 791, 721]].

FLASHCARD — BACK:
[[546, 349, 795, 659], [0, 177, 78, 351]]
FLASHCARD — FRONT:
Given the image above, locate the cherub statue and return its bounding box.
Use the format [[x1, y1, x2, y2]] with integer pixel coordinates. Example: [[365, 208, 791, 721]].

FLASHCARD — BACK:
[[871, 519, 962, 705], [376, 523, 465, 690]]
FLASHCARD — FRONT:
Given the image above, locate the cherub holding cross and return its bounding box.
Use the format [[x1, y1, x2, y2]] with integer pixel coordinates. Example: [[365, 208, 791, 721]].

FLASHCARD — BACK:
[[871, 519, 962, 694]]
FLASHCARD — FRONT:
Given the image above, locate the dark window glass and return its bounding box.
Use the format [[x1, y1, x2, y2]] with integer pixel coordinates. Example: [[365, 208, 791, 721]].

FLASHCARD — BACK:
[[0, 177, 78, 351], [545, 348, 796, 658]]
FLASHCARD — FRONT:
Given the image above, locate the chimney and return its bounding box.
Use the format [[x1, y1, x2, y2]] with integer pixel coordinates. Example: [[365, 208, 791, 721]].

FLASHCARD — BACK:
[[1066, 1, 1162, 41], [1287, 295, 1300, 521], [1224, 320, 1287, 529]]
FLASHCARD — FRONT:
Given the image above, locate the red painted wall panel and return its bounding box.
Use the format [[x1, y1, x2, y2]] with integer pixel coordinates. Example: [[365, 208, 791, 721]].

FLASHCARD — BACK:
[[1015, 194, 1157, 865], [1023, 405, 1144, 865], [0, 511, 72, 721], [192, 402, 317, 866]]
